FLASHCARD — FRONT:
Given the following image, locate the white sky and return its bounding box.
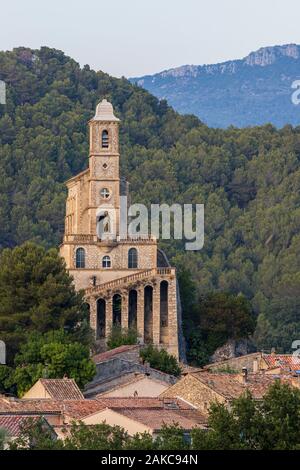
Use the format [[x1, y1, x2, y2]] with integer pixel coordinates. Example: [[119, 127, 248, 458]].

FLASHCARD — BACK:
[[1, 0, 300, 77]]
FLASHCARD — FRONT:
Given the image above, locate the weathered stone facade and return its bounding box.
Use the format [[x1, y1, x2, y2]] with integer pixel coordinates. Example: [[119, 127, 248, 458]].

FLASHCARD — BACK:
[[60, 99, 180, 358]]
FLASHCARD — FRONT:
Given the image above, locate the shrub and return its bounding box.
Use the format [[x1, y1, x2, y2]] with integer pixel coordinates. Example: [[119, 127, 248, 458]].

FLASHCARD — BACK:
[[106, 324, 138, 350], [140, 345, 181, 377]]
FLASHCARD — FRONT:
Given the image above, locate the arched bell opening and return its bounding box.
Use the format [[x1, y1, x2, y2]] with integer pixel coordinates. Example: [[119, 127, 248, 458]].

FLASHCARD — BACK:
[[144, 285, 153, 344], [160, 281, 169, 344], [113, 294, 122, 326], [97, 299, 106, 339], [128, 290, 137, 330]]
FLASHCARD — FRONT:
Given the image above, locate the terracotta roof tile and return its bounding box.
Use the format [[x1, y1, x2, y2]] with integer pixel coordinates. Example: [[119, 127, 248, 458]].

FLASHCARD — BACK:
[[263, 354, 300, 371], [95, 397, 194, 410], [117, 408, 206, 431], [0, 415, 41, 437], [0, 397, 105, 419], [191, 371, 290, 400], [39, 379, 84, 400], [92, 345, 140, 364]]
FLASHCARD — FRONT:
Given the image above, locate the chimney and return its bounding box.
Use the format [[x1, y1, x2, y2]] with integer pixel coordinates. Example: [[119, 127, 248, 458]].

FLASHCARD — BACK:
[[253, 359, 258, 373], [271, 347, 276, 356], [242, 367, 248, 384]]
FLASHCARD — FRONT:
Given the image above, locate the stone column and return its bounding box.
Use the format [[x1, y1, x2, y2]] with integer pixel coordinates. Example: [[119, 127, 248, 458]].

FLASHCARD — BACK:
[[167, 277, 179, 358], [105, 296, 113, 338], [152, 282, 160, 346], [137, 286, 145, 344], [121, 291, 129, 330], [89, 296, 97, 338]]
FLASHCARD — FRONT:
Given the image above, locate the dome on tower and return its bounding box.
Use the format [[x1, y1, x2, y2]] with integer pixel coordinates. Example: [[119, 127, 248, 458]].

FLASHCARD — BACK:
[[93, 99, 120, 121]]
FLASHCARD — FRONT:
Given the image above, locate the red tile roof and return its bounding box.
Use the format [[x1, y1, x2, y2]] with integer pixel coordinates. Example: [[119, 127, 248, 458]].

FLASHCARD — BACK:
[[116, 408, 206, 431], [263, 354, 300, 371], [0, 397, 61, 414], [0, 415, 41, 437], [191, 371, 286, 400], [39, 379, 84, 400], [0, 397, 105, 419], [0, 396, 198, 424], [95, 397, 194, 410], [92, 345, 140, 364]]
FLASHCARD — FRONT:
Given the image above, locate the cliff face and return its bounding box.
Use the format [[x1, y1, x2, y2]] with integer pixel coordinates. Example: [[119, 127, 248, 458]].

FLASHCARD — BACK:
[[245, 44, 300, 66], [130, 44, 300, 128]]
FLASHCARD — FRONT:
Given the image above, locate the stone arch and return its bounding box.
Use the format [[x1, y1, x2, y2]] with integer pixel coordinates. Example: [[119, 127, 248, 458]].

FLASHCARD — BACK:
[[128, 289, 137, 329], [75, 247, 85, 268], [102, 255, 111, 268], [97, 298, 106, 339], [113, 293, 122, 326], [128, 248, 138, 268], [160, 280, 169, 344], [102, 129, 109, 148], [144, 285, 153, 343], [96, 208, 116, 240]]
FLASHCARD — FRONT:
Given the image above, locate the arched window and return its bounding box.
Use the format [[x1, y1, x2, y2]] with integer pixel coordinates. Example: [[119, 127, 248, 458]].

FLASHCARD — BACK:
[[75, 248, 85, 268], [102, 255, 111, 268], [101, 130, 109, 148], [128, 248, 138, 268]]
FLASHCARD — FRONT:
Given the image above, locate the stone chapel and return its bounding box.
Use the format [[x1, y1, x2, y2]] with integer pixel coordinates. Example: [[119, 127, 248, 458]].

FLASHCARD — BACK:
[[60, 99, 180, 358]]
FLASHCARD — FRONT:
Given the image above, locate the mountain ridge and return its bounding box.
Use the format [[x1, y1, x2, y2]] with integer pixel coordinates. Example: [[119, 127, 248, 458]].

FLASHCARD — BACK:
[[130, 44, 300, 128]]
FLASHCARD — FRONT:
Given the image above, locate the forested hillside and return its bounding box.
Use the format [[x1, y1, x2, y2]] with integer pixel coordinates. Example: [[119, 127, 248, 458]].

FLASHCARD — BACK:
[[1, 47, 300, 351]]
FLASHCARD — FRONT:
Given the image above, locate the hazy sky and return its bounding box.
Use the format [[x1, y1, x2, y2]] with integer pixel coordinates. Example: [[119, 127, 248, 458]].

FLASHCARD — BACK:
[[2, 0, 300, 77]]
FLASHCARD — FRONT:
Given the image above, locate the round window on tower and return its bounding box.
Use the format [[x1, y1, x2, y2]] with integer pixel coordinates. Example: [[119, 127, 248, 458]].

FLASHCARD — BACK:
[[100, 188, 111, 200]]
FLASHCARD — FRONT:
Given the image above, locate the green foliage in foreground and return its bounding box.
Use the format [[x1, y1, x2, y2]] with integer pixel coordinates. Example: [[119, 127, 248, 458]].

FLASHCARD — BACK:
[[140, 345, 181, 377], [106, 324, 138, 350], [192, 381, 300, 450], [0, 428, 7, 450], [9, 420, 189, 451], [8, 382, 300, 450], [2, 330, 96, 397], [0, 242, 89, 365], [0, 242, 95, 396]]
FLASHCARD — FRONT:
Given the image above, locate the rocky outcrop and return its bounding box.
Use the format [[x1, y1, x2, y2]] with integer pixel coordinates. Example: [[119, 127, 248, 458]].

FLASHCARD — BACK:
[[210, 339, 256, 364]]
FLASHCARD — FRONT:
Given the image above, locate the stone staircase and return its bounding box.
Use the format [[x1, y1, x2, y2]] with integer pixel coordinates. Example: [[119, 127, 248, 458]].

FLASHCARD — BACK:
[[85, 267, 174, 297]]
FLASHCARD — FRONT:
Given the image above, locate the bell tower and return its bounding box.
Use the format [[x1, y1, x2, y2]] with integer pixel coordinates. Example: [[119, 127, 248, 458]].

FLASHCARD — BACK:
[[88, 99, 121, 237]]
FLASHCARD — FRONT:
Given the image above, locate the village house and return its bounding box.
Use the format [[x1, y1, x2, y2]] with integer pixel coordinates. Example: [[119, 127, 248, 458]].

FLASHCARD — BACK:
[[23, 378, 84, 400], [160, 369, 300, 415], [78, 397, 207, 437], [0, 415, 57, 448], [0, 395, 206, 439], [206, 351, 300, 376], [84, 345, 177, 398]]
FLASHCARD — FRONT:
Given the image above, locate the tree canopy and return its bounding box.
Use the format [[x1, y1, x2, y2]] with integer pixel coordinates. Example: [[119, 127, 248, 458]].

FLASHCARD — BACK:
[[0, 242, 88, 364]]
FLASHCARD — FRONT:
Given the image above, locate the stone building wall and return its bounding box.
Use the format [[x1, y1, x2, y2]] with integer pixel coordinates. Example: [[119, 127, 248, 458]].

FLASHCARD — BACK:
[[160, 374, 226, 415]]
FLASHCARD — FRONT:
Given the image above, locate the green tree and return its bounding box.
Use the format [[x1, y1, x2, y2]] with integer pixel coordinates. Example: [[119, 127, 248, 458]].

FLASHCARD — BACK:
[[11, 330, 96, 396], [0, 242, 88, 364], [187, 292, 255, 366], [106, 324, 138, 350], [0, 428, 7, 450], [63, 422, 129, 450], [140, 345, 181, 377], [9, 417, 63, 450], [191, 381, 300, 450]]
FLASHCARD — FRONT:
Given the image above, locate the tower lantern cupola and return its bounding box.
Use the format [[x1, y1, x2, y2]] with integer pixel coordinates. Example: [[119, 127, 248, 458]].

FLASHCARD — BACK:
[[89, 99, 120, 156]]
